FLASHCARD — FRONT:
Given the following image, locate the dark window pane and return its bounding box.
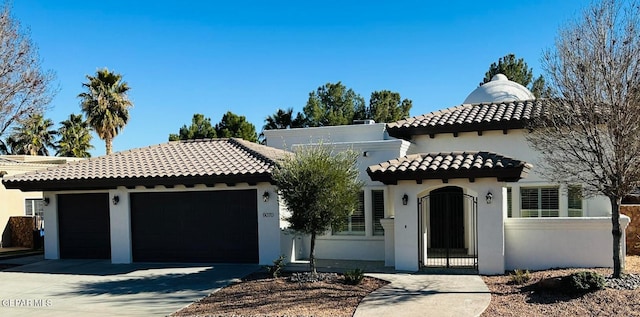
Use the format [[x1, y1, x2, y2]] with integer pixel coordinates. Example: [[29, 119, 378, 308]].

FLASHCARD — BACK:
[[372, 190, 385, 236]]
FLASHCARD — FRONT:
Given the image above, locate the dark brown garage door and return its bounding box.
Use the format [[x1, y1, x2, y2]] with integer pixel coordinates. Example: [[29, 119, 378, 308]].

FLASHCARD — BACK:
[[57, 193, 111, 259], [130, 190, 258, 263]]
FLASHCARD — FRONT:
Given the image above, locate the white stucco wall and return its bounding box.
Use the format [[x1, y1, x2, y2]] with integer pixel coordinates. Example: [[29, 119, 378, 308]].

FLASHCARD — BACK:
[[257, 183, 282, 265], [42, 193, 58, 260], [505, 216, 631, 270], [269, 124, 409, 263], [264, 123, 388, 150], [109, 188, 131, 263], [390, 178, 506, 274], [413, 130, 612, 217]]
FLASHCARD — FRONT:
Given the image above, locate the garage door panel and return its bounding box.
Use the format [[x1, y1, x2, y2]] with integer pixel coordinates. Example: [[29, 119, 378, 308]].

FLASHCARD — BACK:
[[57, 193, 111, 259], [131, 190, 258, 263]]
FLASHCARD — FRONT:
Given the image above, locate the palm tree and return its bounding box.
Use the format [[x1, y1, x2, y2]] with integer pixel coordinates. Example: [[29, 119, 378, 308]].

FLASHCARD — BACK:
[[6, 113, 57, 155], [259, 108, 307, 144], [56, 113, 93, 158], [78, 68, 132, 155], [263, 108, 307, 130]]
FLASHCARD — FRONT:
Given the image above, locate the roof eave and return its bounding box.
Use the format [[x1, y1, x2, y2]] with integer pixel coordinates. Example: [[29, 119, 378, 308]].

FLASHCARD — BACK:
[[367, 166, 530, 185], [387, 120, 529, 139], [2, 173, 274, 192]]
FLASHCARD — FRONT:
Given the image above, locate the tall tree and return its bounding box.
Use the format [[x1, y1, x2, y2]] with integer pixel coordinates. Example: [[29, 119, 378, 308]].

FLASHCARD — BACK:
[[263, 108, 307, 130], [0, 4, 56, 151], [303, 82, 366, 126], [78, 68, 133, 155], [272, 145, 362, 274], [259, 108, 307, 144], [215, 111, 258, 142], [5, 113, 56, 155], [367, 90, 412, 123], [482, 53, 549, 98], [526, 0, 640, 278], [56, 113, 93, 158], [169, 113, 217, 141]]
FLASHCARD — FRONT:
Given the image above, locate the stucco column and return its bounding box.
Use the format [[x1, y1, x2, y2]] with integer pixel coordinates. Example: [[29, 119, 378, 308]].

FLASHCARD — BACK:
[[109, 188, 131, 263], [393, 184, 420, 271], [43, 192, 59, 260], [476, 184, 506, 274], [258, 185, 281, 265], [380, 218, 395, 266]]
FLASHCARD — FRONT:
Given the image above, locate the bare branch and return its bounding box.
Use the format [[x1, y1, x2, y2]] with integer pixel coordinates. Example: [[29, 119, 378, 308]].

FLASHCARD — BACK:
[[0, 4, 56, 140]]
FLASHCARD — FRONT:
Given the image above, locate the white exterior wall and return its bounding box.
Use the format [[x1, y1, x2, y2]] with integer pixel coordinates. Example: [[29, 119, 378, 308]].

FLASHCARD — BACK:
[[109, 188, 131, 263], [43, 182, 281, 265], [264, 123, 388, 150], [505, 216, 631, 270], [268, 124, 410, 262], [257, 183, 282, 265], [42, 192, 58, 259], [413, 130, 612, 217], [391, 178, 506, 274]]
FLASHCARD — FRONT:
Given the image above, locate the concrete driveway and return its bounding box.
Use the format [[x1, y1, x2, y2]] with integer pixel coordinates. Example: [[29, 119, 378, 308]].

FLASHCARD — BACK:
[[0, 259, 258, 317]]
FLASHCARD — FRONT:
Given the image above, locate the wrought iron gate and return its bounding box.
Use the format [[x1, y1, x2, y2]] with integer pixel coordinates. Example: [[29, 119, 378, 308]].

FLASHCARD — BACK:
[[418, 187, 478, 270]]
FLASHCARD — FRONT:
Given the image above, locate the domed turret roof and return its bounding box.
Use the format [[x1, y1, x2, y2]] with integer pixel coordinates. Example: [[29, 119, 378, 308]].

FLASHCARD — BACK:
[[463, 74, 535, 104]]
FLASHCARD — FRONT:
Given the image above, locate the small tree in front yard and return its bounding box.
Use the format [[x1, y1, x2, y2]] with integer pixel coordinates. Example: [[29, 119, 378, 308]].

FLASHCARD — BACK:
[[527, 0, 640, 278], [272, 145, 362, 275]]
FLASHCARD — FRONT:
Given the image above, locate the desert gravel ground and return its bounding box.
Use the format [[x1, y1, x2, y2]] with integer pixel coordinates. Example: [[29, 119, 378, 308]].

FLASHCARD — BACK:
[[481, 256, 640, 317], [172, 272, 388, 317], [173, 257, 640, 317]]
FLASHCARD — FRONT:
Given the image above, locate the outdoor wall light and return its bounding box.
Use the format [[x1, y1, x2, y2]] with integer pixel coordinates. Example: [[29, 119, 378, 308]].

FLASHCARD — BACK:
[[43, 197, 50, 206], [112, 195, 120, 205], [363, 151, 370, 157], [263, 191, 270, 202], [402, 194, 409, 205], [486, 192, 493, 204]]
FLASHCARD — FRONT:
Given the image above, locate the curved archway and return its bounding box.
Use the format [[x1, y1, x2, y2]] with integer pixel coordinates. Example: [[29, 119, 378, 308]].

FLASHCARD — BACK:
[[418, 186, 478, 269]]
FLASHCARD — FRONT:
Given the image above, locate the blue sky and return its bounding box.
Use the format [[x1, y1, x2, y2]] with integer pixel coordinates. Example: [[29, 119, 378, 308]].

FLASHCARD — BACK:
[[13, 1, 586, 156]]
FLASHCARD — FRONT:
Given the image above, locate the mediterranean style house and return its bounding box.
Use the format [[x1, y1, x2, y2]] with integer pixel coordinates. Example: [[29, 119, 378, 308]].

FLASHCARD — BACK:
[[2, 74, 629, 274], [266, 74, 629, 274]]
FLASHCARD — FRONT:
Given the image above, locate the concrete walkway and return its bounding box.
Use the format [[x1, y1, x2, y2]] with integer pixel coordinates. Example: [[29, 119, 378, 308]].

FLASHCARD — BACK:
[[354, 273, 491, 317]]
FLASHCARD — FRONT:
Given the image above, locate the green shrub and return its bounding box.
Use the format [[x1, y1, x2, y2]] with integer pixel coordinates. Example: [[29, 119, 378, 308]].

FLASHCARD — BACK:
[[509, 269, 531, 285], [567, 271, 605, 292], [344, 268, 365, 285], [264, 255, 286, 278]]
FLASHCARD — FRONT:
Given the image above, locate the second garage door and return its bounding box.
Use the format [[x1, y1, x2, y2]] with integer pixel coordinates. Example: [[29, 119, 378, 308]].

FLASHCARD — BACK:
[[130, 190, 258, 263]]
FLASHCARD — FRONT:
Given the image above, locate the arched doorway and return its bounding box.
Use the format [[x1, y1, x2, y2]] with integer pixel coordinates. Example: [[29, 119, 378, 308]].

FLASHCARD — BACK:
[[418, 186, 477, 269]]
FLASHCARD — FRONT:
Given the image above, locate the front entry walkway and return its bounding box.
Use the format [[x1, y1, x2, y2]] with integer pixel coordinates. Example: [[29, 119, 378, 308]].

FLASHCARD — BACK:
[[354, 273, 490, 317]]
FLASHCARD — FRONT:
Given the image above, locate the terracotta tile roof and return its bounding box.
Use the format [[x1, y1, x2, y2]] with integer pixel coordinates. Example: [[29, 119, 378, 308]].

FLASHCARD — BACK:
[[2, 138, 291, 191], [367, 151, 532, 184], [387, 100, 545, 138]]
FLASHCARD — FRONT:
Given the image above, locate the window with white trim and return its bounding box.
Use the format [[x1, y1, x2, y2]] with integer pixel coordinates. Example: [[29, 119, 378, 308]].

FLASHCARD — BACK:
[[520, 187, 559, 217], [333, 191, 365, 235], [568, 185, 583, 217], [25, 199, 44, 217], [372, 190, 385, 236]]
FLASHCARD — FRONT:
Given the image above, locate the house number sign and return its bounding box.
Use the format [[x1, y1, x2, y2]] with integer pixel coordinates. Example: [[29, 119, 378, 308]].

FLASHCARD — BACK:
[[263, 212, 275, 217]]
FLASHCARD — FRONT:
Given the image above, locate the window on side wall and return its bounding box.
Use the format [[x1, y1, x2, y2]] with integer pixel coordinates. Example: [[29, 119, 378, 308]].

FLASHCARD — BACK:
[[333, 191, 365, 235], [507, 187, 512, 218], [372, 190, 385, 236], [568, 185, 583, 217], [520, 187, 559, 217], [25, 199, 44, 217]]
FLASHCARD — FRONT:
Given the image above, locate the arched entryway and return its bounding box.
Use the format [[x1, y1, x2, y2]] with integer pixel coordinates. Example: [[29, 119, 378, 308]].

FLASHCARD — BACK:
[[418, 186, 478, 270]]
